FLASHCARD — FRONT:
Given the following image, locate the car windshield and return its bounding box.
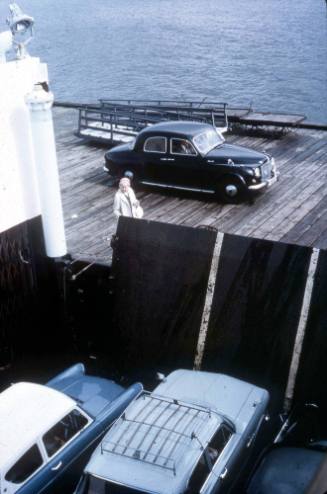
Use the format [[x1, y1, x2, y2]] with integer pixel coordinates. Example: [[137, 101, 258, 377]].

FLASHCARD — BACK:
[[127, 137, 136, 150], [78, 475, 149, 494], [193, 129, 224, 155]]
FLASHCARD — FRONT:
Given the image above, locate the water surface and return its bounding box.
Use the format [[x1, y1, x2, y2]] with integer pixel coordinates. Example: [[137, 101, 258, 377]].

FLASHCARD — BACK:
[[1, 0, 326, 122]]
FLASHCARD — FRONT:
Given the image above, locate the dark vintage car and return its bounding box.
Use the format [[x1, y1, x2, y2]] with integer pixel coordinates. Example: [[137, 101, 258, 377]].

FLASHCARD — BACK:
[[104, 121, 278, 202], [247, 403, 327, 494], [247, 445, 327, 494]]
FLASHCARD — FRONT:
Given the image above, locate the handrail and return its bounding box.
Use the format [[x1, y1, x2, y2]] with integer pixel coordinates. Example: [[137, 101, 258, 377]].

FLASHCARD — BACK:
[[77, 100, 228, 144]]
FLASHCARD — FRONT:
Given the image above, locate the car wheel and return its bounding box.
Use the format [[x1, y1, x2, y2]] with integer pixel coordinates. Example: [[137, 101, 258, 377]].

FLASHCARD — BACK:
[[123, 170, 138, 188], [217, 176, 246, 203]]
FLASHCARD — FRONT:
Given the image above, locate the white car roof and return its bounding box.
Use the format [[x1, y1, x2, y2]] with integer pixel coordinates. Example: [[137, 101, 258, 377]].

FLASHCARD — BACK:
[[0, 382, 76, 470], [85, 370, 269, 494]]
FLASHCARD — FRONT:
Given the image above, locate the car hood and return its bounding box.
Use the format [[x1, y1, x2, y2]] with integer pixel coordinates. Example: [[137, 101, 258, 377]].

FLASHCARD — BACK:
[[206, 143, 268, 165]]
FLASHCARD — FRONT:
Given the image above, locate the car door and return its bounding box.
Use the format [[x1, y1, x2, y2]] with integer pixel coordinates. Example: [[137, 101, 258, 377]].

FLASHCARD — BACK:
[[142, 135, 171, 184], [186, 423, 235, 494], [38, 408, 91, 493], [169, 138, 203, 189], [9, 408, 91, 494]]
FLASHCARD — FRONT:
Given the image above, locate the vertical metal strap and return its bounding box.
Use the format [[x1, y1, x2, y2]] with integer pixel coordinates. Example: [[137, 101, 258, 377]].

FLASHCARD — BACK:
[[193, 232, 224, 370], [284, 247, 320, 413]]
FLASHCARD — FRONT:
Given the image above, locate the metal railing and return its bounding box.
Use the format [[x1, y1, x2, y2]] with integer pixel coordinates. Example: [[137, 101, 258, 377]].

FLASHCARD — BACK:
[[77, 99, 229, 144]]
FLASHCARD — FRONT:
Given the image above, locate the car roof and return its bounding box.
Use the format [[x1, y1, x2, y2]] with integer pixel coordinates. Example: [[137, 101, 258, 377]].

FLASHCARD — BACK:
[[0, 382, 76, 470], [85, 370, 268, 494], [86, 391, 222, 494], [154, 370, 267, 433], [138, 120, 213, 138]]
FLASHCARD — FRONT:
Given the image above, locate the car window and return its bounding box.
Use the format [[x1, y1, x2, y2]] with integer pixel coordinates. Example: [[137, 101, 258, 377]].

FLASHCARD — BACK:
[[206, 423, 233, 466], [186, 423, 234, 493], [186, 451, 211, 494], [193, 129, 224, 155], [5, 444, 43, 484], [78, 475, 148, 494], [127, 137, 136, 150], [171, 139, 197, 156], [43, 409, 88, 457], [143, 136, 166, 153]]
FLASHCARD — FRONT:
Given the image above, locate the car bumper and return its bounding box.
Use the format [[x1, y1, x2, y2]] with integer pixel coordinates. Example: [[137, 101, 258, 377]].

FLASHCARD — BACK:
[[248, 169, 280, 191]]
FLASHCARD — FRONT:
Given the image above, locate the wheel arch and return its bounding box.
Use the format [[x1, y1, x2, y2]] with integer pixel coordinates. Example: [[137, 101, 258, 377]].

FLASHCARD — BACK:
[[216, 173, 248, 203], [218, 172, 247, 187]]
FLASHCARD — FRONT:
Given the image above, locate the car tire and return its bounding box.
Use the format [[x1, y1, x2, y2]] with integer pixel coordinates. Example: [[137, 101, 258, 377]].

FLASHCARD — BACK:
[[217, 176, 246, 203], [123, 170, 138, 188]]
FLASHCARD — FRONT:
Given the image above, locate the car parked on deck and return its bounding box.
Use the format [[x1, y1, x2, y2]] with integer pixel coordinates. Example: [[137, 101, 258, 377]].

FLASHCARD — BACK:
[[247, 445, 327, 494], [75, 369, 270, 494], [104, 121, 278, 203], [0, 363, 142, 494], [247, 403, 327, 494]]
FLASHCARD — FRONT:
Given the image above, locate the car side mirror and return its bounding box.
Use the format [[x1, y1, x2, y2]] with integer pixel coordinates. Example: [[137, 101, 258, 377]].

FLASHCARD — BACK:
[[156, 372, 166, 382]]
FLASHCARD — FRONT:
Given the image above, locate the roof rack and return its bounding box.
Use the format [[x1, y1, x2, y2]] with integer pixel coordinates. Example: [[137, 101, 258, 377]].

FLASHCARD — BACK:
[[100, 392, 217, 476]]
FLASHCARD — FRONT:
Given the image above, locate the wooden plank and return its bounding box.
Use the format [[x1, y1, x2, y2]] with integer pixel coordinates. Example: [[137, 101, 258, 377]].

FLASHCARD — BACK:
[[281, 196, 327, 248], [239, 112, 306, 126]]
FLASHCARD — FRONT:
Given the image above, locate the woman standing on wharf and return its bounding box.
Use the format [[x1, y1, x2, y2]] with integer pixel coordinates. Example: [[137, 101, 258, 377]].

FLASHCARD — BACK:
[[113, 177, 143, 219]]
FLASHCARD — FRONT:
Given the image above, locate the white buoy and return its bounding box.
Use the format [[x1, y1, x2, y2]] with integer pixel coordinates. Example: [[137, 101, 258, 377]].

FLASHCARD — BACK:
[[25, 83, 67, 257]]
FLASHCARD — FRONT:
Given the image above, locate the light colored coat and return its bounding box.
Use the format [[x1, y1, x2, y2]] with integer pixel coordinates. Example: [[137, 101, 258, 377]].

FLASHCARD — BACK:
[[113, 188, 140, 218]]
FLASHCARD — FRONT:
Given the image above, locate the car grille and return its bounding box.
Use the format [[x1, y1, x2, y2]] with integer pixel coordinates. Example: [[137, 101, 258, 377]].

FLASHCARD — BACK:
[[261, 162, 272, 180]]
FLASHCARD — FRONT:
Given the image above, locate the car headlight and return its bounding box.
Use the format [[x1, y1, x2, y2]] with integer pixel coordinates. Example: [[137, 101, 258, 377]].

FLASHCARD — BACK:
[[244, 167, 261, 177]]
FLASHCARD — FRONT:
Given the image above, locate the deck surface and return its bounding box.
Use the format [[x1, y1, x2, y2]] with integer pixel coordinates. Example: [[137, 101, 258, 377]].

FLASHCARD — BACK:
[[53, 107, 327, 263]]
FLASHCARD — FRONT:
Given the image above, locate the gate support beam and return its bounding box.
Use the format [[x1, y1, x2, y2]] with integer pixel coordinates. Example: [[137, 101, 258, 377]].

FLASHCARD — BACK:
[[194, 232, 224, 370], [283, 247, 320, 413]]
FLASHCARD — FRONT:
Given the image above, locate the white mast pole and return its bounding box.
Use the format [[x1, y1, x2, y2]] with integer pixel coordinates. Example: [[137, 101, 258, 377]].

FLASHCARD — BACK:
[[25, 84, 67, 257]]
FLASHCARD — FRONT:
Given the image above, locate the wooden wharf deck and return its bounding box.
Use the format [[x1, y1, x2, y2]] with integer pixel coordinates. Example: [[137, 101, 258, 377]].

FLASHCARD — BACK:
[[53, 106, 327, 264]]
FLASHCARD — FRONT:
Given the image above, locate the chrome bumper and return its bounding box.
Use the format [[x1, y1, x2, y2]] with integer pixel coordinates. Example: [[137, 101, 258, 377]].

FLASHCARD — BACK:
[[248, 169, 280, 191]]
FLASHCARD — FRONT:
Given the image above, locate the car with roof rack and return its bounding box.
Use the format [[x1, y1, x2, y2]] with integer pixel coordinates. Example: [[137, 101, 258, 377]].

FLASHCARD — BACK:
[[0, 363, 142, 494], [104, 121, 278, 203], [75, 369, 269, 494]]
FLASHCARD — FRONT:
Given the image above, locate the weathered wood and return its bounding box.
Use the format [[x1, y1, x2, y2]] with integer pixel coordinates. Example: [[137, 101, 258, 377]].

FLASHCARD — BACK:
[[239, 112, 306, 127], [53, 107, 327, 262]]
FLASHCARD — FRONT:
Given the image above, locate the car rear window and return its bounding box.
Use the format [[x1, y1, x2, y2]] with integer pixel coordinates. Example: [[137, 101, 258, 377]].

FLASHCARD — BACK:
[[144, 136, 166, 153], [5, 444, 43, 484], [80, 475, 149, 493]]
